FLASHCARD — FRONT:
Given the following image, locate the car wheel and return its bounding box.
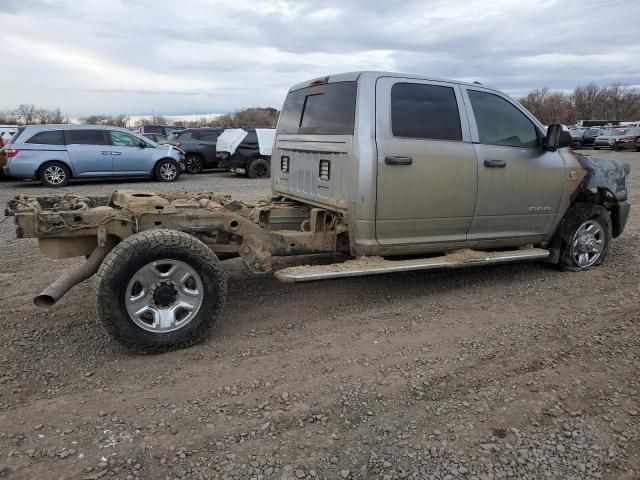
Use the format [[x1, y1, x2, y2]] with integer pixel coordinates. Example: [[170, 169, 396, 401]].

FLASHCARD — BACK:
[[185, 155, 204, 174], [247, 158, 271, 179], [557, 203, 611, 272], [154, 159, 180, 182], [39, 161, 70, 187], [95, 230, 227, 353]]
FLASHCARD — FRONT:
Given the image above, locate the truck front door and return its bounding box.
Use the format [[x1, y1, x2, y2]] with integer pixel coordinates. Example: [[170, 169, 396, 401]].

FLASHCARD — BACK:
[[462, 87, 565, 241], [375, 77, 478, 246]]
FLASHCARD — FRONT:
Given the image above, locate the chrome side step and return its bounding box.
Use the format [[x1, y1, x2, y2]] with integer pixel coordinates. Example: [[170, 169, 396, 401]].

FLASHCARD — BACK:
[[275, 248, 550, 283]]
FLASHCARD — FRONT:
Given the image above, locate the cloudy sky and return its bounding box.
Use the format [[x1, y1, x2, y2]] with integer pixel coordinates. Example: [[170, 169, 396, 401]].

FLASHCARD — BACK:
[[1, 0, 638, 117]]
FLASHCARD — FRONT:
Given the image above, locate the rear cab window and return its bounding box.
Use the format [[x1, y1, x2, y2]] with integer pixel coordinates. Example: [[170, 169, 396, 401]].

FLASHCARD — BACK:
[[25, 130, 65, 145], [278, 81, 357, 135]]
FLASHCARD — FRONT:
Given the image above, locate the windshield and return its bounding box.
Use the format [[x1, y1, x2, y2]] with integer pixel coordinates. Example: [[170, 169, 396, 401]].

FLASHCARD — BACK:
[[625, 128, 640, 135], [278, 81, 357, 135], [604, 128, 628, 136], [167, 131, 183, 142]]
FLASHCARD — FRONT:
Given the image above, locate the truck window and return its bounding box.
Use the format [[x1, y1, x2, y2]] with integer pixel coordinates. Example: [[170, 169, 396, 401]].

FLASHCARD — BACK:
[[25, 130, 65, 145], [391, 83, 462, 141], [468, 90, 539, 148], [64, 129, 108, 145], [198, 131, 221, 141], [278, 81, 357, 135]]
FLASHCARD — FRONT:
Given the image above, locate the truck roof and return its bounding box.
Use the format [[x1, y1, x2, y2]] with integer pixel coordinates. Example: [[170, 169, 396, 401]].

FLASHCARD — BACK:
[[288, 71, 496, 93]]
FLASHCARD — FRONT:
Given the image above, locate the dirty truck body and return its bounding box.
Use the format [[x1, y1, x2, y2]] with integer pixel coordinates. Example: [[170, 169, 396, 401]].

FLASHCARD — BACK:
[[6, 71, 631, 352]]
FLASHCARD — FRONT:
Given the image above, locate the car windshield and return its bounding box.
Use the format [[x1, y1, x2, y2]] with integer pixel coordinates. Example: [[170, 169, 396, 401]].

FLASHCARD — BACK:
[[167, 131, 183, 142], [624, 128, 640, 135], [604, 128, 627, 136]]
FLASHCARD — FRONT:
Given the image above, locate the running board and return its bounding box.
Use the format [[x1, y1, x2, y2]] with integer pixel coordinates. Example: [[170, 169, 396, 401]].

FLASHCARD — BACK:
[[275, 248, 550, 283]]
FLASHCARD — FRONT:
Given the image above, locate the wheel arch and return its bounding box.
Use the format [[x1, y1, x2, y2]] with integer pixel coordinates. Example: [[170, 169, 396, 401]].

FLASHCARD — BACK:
[[37, 159, 74, 179]]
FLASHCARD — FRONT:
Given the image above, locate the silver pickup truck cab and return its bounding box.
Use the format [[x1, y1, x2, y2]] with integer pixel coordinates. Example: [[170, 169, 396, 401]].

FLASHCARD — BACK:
[[272, 71, 630, 260], [5, 71, 631, 352]]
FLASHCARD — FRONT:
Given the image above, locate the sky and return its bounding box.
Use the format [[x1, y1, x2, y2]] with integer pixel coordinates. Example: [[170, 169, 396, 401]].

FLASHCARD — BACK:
[[1, 0, 638, 117]]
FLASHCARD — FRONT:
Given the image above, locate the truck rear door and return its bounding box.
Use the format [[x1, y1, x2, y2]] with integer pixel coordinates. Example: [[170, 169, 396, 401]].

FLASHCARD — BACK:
[[375, 77, 478, 245]]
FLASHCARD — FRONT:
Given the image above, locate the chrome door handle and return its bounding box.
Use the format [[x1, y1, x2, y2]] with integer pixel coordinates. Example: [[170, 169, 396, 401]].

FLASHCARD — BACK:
[[111, 152, 122, 156]]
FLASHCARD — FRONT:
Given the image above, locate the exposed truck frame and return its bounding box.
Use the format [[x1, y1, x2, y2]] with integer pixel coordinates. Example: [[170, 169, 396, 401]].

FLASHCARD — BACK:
[[4, 71, 631, 353]]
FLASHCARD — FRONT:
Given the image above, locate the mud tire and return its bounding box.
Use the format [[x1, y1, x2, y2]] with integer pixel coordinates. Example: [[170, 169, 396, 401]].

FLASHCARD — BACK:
[[95, 230, 227, 353], [557, 203, 611, 272], [247, 158, 270, 179]]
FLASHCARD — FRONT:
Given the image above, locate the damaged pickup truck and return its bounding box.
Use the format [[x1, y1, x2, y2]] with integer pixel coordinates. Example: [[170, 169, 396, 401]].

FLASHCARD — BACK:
[[6, 71, 631, 352]]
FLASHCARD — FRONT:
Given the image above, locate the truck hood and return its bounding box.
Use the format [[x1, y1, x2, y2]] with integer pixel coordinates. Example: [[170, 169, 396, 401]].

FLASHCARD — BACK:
[[575, 153, 630, 201]]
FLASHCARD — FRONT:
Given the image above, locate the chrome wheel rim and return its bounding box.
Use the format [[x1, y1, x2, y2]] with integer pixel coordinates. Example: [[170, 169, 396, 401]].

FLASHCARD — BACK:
[[160, 162, 177, 180], [44, 166, 65, 185], [125, 259, 203, 333], [571, 220, 604, 267]]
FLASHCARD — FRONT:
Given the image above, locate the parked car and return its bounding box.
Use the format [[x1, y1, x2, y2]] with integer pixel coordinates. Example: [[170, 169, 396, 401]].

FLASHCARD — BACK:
[[168, 128, 224, 174], [216, 128, 275, 178], [613, 128, 640, 151], [594, 128, 629, 149], [137, 125, 182, 137], [0, 125, 19, 145], [143, 133, 168, 144], [3, 125, 185, 187], [571, 127, 602, 148]]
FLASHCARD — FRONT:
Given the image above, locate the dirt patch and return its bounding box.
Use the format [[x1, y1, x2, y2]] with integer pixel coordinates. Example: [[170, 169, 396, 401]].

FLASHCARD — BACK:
[[0, 152, 639, 479]]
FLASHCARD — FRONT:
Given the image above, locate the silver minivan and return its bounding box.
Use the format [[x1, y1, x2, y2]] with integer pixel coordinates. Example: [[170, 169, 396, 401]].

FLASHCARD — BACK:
[[3, 125, 185, 187]]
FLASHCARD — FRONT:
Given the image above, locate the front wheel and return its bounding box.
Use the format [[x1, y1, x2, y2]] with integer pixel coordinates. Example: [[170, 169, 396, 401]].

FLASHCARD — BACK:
[[95, 230, 227, 353], [154, 159, 180, 182], [558, 203, 611, 272]]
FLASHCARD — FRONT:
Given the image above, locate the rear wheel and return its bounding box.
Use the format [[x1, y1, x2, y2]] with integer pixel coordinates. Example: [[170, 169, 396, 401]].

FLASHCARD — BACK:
[[558, 203, 611, 272], [247, 158, 270, 179], [154, 159, 180, 182], [39, 161, 70, 187], [96, 230, 227, 353], [185, 154, 204, 174]]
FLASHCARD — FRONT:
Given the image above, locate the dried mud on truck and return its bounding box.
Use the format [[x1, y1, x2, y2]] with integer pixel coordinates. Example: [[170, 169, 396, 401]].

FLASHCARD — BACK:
[[5, 71, 631, 352]]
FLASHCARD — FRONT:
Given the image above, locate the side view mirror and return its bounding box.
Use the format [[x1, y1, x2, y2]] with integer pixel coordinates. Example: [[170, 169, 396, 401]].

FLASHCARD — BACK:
[[544, 124, 572, 150], [138, 141, 147, 148]]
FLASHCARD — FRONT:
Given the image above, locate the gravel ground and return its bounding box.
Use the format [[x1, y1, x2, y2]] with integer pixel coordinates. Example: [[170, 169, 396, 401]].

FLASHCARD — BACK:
[[0, 151, 638, 480]]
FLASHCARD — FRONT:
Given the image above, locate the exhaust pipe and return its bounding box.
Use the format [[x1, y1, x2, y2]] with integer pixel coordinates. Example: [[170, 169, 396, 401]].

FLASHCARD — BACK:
[[34, 246, 107, 309]]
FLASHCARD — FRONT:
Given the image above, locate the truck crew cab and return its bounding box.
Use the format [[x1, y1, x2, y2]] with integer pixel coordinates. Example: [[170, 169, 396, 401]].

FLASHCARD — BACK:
[[6, 72, 631, 352]]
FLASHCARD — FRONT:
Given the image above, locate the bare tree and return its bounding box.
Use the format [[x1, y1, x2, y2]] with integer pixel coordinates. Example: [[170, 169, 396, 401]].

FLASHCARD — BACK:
[[15, 104, 37, 124]]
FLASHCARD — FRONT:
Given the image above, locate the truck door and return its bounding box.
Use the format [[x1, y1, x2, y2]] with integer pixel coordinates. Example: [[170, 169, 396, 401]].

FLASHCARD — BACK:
[[461, 87, 565, 241], [375, 78, 478, 245]]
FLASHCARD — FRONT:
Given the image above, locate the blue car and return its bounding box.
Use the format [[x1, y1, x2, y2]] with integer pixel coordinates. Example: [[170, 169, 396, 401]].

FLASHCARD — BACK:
[[2, 125, 185, 187]]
